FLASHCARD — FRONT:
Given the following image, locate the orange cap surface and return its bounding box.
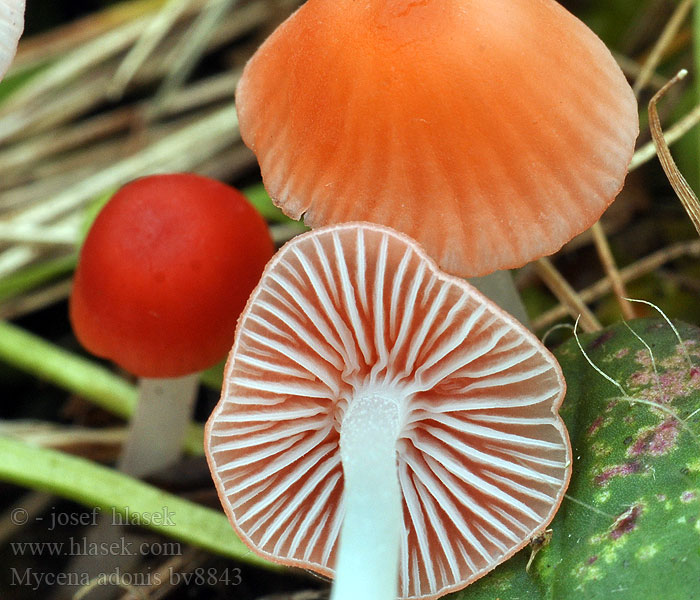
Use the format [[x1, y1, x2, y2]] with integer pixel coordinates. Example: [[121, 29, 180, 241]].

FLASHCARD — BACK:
[[70, 174, 274, 378], [206, 222, 571, 599], [237, 0, 638, 277]]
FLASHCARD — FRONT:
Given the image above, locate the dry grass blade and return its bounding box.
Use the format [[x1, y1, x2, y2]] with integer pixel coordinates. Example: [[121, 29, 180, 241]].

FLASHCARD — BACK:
[[10, 0, 198, 71], [116, 549, 208, 599], [0, 220, 78, 245], [614, 52, 666, 91], [0, 109, 137, 186], [152, 0, 239, 112], [649, 69, 700, 236], [0, 105, 239, 278], [534, 257, 602, 333], [0, 279, 73, 320], [631, 99, 700, 170], [590, 221, 635, 320], [13, 105, 237, 225], [0, 70, 115, 144], [632, 0, 693, 96], [108, 0, 195, 99], [532, 239, 700, 330], [0, 493, 54, 547], [0, 18, 148, 118], [0, 0, 284, 283], [0, 421, 126, 452], [0, 1, 263, 144]]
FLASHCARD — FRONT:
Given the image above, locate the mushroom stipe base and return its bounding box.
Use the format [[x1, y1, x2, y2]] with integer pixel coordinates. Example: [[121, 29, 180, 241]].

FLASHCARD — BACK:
[[333, 395, 403, 600]]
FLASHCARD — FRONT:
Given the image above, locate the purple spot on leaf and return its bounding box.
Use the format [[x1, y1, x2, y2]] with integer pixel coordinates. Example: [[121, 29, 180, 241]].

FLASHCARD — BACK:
[[681, 491, 697, 503], [594, 462, 642, 486], [610, 504, 643, 540], [587, 416, 604, 437], [635, 349, 653, 368], [626, 351, 699, 404], [587, 555, 598, 565], [628, 370, 652, 387], [628, 420, 679, 457], [590, 331, 615, 349], [605, 400, 618, 413]]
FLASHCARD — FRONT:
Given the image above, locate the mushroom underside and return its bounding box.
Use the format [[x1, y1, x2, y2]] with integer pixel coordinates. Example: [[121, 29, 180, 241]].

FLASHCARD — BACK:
[[206, 222, 571, 599]]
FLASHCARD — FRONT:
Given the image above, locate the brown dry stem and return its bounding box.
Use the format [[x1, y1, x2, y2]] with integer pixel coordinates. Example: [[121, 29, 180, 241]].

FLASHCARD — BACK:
[[632, 0, 693, 96], [649, 69, 700, 236], [533, 258, 602, 333], [533, 239, 700, 330], [590, 222, 635, 320]]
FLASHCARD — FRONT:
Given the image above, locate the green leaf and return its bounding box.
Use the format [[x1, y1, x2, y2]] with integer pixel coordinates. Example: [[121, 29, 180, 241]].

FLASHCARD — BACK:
[[201, 357, 225, 389], [450, 318, 700, 599], [0, 255, 77, 304], [0, 436, 277, 570], [243, 183, 293, 223], [0, 320, 203, 454]]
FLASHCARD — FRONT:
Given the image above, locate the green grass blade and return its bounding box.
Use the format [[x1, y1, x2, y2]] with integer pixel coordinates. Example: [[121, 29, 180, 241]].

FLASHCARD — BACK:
[[0, 320, 203, 454], [0, 436, 275, 569]]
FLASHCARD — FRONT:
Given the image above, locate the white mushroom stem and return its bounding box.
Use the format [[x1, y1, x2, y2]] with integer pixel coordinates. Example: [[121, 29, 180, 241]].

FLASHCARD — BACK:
[[469, 270, 531, 329], [118, 373, 200, 477], [65, 374, 200, 589], [332, 396, 403, 600]]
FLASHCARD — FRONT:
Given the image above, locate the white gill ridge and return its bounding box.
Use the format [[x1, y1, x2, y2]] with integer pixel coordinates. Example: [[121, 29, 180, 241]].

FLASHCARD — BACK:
[[207, 224, 570, 599]]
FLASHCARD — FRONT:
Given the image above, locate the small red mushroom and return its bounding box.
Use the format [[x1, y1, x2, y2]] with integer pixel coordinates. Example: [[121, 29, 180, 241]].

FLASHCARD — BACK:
[[71, 173, 274, 475], [0, 0, 25, 81]]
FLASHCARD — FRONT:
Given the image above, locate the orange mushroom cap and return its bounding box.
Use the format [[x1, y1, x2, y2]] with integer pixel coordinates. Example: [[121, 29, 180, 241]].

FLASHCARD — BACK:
[[206, 222, 571, 599], [70, 174, 274, 378], [236, 0, 638, 277], [0, 0, 24, 81]]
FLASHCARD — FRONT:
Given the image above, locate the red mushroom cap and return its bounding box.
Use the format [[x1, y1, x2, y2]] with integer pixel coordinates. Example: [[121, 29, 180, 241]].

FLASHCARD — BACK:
[[70, 173, 274, 378], [236, 0, 638, 277]]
